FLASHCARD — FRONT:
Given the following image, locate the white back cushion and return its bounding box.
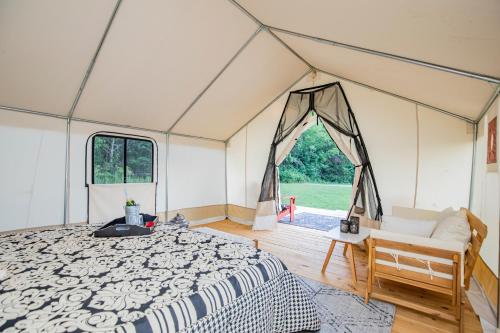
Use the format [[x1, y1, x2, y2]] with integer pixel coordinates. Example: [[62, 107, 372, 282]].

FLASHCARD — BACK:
[[431, 213, 471, 250], [381, 215, 437, 237]]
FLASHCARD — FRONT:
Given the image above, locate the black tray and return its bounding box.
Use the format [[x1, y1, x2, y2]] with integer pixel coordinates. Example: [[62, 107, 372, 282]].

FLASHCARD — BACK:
[[93, 214, 159, 238]]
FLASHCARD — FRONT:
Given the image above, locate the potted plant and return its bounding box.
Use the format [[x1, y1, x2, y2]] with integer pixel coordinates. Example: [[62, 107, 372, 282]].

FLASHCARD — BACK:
[[125, 199, 142, 225]]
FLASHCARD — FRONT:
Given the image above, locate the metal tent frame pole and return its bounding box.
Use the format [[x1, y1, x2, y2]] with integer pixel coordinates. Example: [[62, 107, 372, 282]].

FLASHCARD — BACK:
[[476, 86, 500, 122], [226, 68, 313, 142], [166, 27, 263, 133], [165, 133, 170, 221], [318, 69, 476, 124], [63, 0, 123, 225], [267, 26, 500, 85], [234, 0, 500, 85], [228, 0, 314, 71]]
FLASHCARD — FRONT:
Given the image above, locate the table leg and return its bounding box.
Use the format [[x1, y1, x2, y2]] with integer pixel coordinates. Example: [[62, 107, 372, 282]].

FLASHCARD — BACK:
[[348, 243, 357, 283], [343, 244, 348, 256], [321, 240, 336, 273], [363, 239, 369, 252]]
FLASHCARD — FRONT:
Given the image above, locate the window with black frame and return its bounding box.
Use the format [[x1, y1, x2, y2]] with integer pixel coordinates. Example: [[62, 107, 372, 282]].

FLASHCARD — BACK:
[[92, 135, 153, 184]]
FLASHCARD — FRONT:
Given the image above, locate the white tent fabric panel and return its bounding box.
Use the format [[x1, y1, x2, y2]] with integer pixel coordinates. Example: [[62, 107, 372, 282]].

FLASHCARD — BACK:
[[415, 106, 473, 211], [274, 32, 496, 120], [470, 110, 490, 217], [0, 112, 66, 232], [73, 0, 258, 131], [168, 135, 225, 211], [69, 121, 167, 224], [470, 98, 499, 275], [237, 0, 500, 77], [0, 0, 117, 115], [88, 183, 156, 224], [226, 128, 247, 207], [332, 75, 418, 215], [172, 31, 309, 140]]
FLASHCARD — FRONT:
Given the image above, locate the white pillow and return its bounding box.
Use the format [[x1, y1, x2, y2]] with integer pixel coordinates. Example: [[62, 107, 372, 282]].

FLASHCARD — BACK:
[[431, 214, 471, 250], [438, 207, 456, 221], [381, 215, 438, 238]]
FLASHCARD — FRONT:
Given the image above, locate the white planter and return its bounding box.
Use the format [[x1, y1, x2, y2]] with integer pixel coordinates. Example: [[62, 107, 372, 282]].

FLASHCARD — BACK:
[[125, 205, 142, 225]]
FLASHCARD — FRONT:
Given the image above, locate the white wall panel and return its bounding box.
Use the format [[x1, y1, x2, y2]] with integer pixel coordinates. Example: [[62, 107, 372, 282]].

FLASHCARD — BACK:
[[245, 96, 285, 209], [335, 77, 418, 215], [69, 121, 166, 223], [227, 128, 246, 207], [168, 136, 225, 210], [416, 106, 473, 211], [471, 97, 499, 275], [0, 112, 66, 231], [0, 0, 117, 114]]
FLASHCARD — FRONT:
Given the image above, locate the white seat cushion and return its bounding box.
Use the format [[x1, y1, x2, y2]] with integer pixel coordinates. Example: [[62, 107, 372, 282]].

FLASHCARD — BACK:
[[431, 213, 471, 250], [371, 229, 465, 286], [381, 215, 437, 237]]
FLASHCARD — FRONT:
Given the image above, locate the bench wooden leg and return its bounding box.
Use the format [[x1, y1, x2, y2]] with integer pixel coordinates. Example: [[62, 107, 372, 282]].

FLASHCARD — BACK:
[[343, 243, 348, 256], [321, 240, 336, 273]]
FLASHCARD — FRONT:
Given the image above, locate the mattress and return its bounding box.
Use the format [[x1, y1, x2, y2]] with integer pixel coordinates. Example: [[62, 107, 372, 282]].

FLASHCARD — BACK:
[[0, 224, 320, 332]]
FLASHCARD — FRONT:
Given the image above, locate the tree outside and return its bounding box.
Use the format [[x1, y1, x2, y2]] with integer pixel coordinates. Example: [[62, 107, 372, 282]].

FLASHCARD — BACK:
[[279, 123, 354, 211]]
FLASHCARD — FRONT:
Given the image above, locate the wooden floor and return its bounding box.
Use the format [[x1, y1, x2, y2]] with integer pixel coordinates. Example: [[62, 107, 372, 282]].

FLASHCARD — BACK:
[[195, 220, 483, 333]]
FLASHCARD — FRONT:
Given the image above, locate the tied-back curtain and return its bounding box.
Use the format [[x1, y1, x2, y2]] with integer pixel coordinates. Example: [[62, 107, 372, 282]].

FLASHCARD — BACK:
[[253, 82, 383, 230]]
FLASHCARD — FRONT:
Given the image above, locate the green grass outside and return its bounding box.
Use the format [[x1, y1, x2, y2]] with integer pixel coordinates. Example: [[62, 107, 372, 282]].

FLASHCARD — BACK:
[[279, 183, 352, 211]]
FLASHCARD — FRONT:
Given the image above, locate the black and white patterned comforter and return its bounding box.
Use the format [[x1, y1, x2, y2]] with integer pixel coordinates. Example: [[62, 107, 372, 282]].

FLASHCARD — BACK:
[[0, 224, 320, 332]]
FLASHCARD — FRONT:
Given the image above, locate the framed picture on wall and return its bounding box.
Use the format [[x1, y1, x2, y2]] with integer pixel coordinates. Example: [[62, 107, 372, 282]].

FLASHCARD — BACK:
[[487, 116, 497, 172]]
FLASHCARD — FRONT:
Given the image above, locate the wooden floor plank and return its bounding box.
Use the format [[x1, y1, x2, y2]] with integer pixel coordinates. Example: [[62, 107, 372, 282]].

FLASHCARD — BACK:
[[193, 220, 483, 333]]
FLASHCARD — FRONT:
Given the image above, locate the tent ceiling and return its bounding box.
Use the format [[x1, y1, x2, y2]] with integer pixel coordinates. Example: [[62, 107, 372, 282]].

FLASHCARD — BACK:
[[0, 0, 499, 140], [0, 0, 118, 115], [236, 0, 500, 78], [172, 31, 308, 140], [72, 0, 258, 131], [275, 31, 497, 120]]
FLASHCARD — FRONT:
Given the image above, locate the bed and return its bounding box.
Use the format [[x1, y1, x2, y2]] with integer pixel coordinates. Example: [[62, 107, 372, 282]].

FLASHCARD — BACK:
[[0, 224, 320, 332]]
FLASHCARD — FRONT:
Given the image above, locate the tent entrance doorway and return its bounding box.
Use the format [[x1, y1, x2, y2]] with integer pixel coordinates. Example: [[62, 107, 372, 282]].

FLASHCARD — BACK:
[[277, 122, 354, 232], [254, 82, 382, 231]]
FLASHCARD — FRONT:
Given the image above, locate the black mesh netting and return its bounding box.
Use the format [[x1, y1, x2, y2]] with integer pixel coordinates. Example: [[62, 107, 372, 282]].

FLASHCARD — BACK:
[[258, 82, 383, 220]]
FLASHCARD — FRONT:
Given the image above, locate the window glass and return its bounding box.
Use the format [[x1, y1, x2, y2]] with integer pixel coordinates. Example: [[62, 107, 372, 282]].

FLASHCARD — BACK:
[[93, 136, 125, 184], [126, 139, 153, 183], [92, 135, 153, 184]]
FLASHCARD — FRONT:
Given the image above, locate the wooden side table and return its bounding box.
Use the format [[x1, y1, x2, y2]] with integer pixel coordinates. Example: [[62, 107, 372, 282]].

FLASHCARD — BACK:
[[321, 226, 371, 284]]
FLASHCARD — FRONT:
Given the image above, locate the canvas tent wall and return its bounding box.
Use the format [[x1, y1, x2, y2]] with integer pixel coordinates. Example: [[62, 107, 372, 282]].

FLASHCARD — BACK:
[[227, 71, 475, 216], [0, 0, 499, 313]]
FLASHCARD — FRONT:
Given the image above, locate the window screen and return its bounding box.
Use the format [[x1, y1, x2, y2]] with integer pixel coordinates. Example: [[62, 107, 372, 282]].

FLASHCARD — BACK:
[[92, 135, 153, 184]]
